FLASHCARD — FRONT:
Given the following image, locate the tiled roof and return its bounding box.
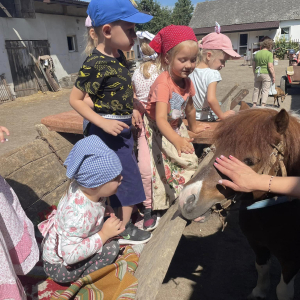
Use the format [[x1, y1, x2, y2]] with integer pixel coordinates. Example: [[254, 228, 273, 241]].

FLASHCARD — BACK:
[[40, 0, 88, 7], [194, 21, 280, 35], [190, 0, 300, 29]]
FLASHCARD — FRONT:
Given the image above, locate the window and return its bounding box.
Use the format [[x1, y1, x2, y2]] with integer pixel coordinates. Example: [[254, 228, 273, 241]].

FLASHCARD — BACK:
[[67, 36, 77, 52], [281, 27, 289, 40], [126, 52, 130, 59], [131, 51, 135, 59], [258, 36, 265, 42]]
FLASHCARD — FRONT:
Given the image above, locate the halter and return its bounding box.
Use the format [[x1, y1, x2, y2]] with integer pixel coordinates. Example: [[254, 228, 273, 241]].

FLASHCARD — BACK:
[[199, 140, 288, 231]]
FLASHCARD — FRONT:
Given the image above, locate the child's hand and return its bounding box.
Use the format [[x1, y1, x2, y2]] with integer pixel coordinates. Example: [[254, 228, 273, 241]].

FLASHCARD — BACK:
[[99, 214, 125, 242], [104, 205, 115, 217], [100, 119, 129, 136], [132, 109, 143, 129], [174, 137, 194, 157], [220, 110, 235, 120], [0, 126, 9, 143]]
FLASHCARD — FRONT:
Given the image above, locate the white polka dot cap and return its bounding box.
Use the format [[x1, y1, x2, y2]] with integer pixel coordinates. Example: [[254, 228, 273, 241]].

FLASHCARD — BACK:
[[64, 135, 122, 188]]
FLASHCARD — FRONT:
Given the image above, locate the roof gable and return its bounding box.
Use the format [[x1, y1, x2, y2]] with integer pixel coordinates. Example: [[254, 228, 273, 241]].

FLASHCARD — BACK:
[[190, 0, 300, 29]]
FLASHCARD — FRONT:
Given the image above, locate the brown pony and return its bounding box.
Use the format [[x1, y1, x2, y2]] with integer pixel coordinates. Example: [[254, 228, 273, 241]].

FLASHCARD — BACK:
[[178, 107, 300, 300]]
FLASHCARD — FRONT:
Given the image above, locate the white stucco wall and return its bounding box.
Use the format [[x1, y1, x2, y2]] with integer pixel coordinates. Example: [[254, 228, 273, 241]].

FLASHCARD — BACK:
[[195, 20, 300, 56], [0, 13, 87, 94], [275, 20, 300, 41]]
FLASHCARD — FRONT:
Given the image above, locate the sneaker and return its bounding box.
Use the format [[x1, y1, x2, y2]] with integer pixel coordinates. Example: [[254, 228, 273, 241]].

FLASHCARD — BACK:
[[118, 220, 152, 245], [143, 208, 160, 231]]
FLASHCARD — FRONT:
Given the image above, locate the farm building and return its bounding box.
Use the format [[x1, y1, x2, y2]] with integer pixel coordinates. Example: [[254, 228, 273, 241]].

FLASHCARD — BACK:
[[190, 0, 300, 55], [0, 0, 89, 98]]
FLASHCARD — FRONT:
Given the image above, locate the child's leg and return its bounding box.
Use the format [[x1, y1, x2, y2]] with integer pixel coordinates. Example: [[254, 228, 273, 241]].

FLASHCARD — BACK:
[[44, 241, 119, 283], [119, 205, 134, 226], [137, 125, 152, 210]]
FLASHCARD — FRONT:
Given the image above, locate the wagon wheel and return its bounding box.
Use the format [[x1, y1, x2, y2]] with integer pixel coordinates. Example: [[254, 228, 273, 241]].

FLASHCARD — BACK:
[[280, 76, 288, 94]]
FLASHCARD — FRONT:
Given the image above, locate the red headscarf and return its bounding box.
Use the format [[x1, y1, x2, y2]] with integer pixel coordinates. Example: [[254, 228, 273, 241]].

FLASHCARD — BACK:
[[149, 25, 197, 54]]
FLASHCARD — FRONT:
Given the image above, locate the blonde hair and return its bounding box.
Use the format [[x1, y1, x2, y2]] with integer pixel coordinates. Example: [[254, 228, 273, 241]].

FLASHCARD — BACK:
[[84, 27, 98, 56], [158, 40, 198, 72], [198, 48, 224, 64], [139, 40, 159, 79]]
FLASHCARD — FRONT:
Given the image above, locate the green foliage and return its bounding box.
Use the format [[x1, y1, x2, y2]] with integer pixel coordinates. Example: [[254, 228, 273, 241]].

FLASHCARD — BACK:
[[136, 0, 194, 34], [136, 0, 172, 34], [172, 0, 194, 26], [274, 37, 300, 59]]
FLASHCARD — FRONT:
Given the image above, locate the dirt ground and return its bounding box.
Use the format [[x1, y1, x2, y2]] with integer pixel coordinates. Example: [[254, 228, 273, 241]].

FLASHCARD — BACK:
[[1, 59, 300, 299]]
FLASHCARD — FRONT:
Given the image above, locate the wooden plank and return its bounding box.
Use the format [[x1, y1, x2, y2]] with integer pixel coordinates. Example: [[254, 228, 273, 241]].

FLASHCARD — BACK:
[[183, 119, 219, 145], [41, 110, 83, 134], [230, 89, 249, 110], [220, 84, 238, 104], [0, 1, 12, 17], [135, 202, 187, 300]]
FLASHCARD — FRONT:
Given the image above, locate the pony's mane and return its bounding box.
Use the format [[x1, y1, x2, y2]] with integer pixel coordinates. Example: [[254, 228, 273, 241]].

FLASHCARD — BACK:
[[213, 108, 300, 175]]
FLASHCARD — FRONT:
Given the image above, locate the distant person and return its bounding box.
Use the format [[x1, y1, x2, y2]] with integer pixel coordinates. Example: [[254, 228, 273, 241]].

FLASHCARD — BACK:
[[69, 0, 153, 244], [0, 125, 39, 299], [252, 39, 275, 107], [190, 30, 240, 121]]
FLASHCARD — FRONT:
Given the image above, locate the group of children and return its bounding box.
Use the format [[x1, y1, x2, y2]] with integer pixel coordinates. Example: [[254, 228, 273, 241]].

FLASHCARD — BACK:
[[0, 0, 242, 290], [39, 0, 241, 284]]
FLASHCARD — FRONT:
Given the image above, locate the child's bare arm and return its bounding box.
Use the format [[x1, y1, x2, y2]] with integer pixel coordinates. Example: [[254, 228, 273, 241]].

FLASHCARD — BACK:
[[156, 102, 194, 157], [70, 87, 129, 136], [207, 82, 235, 120]]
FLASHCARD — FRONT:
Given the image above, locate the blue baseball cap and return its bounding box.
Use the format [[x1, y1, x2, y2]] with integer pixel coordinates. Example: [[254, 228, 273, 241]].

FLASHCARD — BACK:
[[87, 0, 153, 27]]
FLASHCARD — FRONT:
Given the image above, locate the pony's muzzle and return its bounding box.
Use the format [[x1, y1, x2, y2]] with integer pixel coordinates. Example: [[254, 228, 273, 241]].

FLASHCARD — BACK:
[[184, 194, 196, 213]]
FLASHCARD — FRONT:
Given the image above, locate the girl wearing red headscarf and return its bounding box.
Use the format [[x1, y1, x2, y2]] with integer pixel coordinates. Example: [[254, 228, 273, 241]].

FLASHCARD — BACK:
[[144, 25, 209, 211]]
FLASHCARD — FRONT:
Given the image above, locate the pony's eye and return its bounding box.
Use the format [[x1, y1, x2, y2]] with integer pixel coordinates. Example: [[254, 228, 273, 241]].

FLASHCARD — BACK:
[[244, 158, 255, 166]]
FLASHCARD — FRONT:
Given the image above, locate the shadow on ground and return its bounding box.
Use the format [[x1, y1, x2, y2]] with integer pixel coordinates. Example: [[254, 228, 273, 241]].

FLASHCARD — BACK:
[[160, 212, 300, 300]]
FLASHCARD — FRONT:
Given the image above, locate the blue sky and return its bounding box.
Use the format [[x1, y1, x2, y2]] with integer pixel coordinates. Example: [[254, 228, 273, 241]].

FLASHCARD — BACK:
[[82, 0, 205, 5]]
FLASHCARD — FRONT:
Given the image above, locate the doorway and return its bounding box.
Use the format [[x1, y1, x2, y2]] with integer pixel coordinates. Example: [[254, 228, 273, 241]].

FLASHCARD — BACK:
[[239, 33, 248, 56]]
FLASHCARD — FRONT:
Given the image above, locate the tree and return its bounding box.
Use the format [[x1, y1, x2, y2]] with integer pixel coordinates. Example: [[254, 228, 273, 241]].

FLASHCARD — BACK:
[[172, 0, 194, 26], [136, 0, 172, 34]]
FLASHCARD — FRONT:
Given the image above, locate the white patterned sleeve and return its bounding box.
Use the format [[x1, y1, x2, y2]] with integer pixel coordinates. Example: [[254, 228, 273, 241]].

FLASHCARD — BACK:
[[58, 206, 104, 265], [206, 70, 222, 86]]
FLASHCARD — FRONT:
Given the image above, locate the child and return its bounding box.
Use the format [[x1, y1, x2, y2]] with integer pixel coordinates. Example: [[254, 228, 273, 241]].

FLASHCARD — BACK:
[[189, 31, 240, 121], [0, 126, 39, 299], [40, 135, 127, 283], [70, 0, 152, 243], [144, 25, 207, 211], [132, 31, 160, 231]]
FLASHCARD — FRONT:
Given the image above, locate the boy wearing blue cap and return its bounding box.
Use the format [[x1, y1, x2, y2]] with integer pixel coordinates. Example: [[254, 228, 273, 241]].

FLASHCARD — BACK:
[[39, 135, 144, 283], [70, 0, 152, 244]]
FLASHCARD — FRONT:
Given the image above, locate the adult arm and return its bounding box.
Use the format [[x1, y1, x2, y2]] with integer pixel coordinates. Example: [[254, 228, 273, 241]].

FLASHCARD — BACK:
[[214, 155, 300, 198], [252, 60, 256, 74], [268, 62, 276, 83]]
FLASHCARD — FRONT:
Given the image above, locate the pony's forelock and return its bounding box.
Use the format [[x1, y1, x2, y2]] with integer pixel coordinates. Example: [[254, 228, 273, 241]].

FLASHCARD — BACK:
[[213, 108, 300, 176]]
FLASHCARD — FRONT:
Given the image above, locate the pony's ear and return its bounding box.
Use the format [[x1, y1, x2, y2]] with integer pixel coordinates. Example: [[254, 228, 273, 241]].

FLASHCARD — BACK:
[[274, 109, 289, 134], [239, 101, 250, 111]]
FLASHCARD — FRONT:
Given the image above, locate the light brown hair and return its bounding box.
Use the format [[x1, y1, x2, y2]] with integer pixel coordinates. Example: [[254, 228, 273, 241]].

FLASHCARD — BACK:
[[84, 27, 98, 56], [260, 39, 273, 50], [139, 40, 159, 79]]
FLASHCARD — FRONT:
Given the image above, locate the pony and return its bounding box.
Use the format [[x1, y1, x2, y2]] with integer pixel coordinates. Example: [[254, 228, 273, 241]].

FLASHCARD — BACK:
[[178, 106, 300, 300]]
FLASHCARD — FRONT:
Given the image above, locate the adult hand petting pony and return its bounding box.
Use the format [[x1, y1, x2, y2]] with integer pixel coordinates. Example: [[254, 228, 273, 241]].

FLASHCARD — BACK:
[[215, 155, 300, 198]]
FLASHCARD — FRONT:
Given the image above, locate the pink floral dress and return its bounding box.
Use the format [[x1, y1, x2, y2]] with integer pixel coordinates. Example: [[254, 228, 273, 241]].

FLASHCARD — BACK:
[[42, 181, 106, 266], [0, 176, 39, 300]]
